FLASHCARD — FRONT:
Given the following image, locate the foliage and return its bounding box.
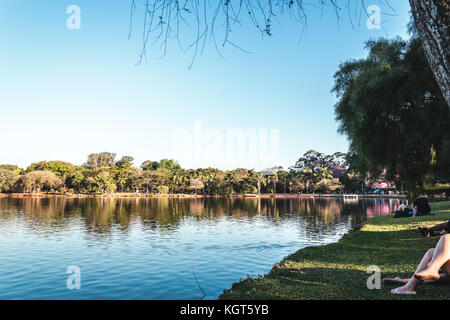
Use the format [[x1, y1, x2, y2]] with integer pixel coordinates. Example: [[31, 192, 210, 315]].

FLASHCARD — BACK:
[[423, 184, 450, 193], [141, 160, 160, 171], [85, 152, 116, 170], [0, 164, 23, 175], [157, 185, 169, 195], [315, 178, 344, 193], [339, 171, 365, 193], [16, 171, 62, 193], [333, 37, 450, 193], [189, 178, 204, 194], [0, 169, 19, 193], [158, 159, 181, 174], [1, 151, 408, 196], [287, 151, 348, 193], [95, 171, 117, 193]]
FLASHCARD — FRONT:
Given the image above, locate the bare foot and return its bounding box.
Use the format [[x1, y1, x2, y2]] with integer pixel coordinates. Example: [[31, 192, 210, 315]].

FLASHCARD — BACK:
[[383, 277, 407, 285], [391, 286, 417, 295], [414, 269, 440, 281]]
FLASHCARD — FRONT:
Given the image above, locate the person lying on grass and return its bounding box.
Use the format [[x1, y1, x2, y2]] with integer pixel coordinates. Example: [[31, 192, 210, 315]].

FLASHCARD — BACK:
[[384, 232, 450, 295]]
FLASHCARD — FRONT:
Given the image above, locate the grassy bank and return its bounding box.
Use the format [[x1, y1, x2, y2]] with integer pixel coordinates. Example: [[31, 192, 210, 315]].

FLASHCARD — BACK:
[[220, 201, 450, 300]]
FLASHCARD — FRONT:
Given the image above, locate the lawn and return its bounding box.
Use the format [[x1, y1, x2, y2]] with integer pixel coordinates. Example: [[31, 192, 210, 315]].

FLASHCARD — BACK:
[[219, 201, 450, 300]]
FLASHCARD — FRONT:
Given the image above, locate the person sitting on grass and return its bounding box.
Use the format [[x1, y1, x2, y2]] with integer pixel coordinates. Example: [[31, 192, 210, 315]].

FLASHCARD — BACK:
[[393, 201, 411, 218], [412, 197, 431, 217], [397, 201, 408, 213], [384, 222, 450, 295]]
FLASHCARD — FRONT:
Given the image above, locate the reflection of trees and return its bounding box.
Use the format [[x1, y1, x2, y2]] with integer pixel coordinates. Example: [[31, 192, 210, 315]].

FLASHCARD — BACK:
[[286, 198, 345, 235], [79, 198, 132, 234], [0, 197, 401, 238], [0, 197, 69, 233]]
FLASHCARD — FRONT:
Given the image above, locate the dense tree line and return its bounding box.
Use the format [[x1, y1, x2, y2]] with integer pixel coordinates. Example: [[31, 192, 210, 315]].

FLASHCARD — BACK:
[[0, 151, 367, 195]]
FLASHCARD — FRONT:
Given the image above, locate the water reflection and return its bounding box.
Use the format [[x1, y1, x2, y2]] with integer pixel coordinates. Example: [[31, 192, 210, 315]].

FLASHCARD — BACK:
[[0, 197, 400, 299], [0, 197, 398, 232]]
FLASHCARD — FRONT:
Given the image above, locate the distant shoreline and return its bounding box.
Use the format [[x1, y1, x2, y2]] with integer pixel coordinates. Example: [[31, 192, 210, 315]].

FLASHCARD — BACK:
[[0, 193, 407, 199]]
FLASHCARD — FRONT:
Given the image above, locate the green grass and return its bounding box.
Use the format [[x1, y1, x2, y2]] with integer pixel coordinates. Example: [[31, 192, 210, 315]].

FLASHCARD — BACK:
[[219, 201, 450, 300]]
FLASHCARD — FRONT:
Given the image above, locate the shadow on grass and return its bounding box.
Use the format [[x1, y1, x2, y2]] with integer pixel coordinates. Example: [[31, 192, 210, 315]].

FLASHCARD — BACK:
[[220, 212, 450, 300], [221, 265, 449, 300]]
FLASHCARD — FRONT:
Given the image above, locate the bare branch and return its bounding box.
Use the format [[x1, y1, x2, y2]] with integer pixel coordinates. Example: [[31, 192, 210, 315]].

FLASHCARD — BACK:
[[129, 0, 394, 67]]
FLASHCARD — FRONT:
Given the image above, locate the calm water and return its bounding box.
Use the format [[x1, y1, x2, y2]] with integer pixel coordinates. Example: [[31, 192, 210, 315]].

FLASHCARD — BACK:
[[0, 196, 400, 299]]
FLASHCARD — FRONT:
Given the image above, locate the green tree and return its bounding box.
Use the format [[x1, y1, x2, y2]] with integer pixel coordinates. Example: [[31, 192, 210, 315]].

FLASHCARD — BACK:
[[68, 168, 86, 193], [247, 170, 265, 195], [315, 178, 343, 193], [98, 152, 116, 168], [157, 185, 169, 195], [141, 160, 160, 171], [115, 156, 134, 168], [85, 152, 116, 169], [113, 156, 135, 192], [26, 161, 48, 172], [158, 159, 181, 174], [128, 167, 145, 193], [0, 169, 19, 193], [339, 171, 365, 193], [189, 178, 204, 195], [16, 171, 62, 193], [333, 37, 450, 192], [42, 161, 75, 189], [86, 153, 99, 170], [277, 170, 290, 194], [288, 172, 306, 193], [95, 171, 117, 193], [267, 173, 278, 194], [142, 169, 171, 193], [0, 164, 23, 175]]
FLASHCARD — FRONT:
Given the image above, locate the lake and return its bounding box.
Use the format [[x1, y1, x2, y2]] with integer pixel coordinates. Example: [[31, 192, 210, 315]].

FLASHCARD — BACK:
[[0, 196, 400, 299]]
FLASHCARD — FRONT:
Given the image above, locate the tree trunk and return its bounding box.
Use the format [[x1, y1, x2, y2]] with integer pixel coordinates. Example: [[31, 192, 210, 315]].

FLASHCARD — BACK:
[[410, 0, 450, 106]]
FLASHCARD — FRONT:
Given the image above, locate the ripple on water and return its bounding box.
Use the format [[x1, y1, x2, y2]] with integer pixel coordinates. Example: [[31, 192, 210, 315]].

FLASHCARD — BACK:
[[0, 197, 399, 299]]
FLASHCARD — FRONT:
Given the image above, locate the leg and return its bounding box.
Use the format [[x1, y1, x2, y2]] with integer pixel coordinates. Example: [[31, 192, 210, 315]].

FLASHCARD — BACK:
[[383, 277, 408, 285], [441, 261, 450, 279], [427, 222, 448, 233], [415, 234, 450, 281], [391, 248, 434, 295], [384, 277, 440, 285], [419, 222, 447, 238]]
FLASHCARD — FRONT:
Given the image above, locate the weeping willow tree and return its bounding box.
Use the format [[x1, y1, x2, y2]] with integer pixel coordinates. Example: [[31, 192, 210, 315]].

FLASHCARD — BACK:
[[129, 0, 449, 106], [333, 36, 450, 193]]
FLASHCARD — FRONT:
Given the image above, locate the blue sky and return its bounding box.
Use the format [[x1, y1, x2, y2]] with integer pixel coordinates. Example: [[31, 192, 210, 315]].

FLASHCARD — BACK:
[[0, 1, 412, 170]]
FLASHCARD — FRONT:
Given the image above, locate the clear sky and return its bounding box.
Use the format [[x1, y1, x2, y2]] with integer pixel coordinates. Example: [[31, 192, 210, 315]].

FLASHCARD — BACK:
[[0, 1, 412, 171]]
